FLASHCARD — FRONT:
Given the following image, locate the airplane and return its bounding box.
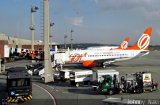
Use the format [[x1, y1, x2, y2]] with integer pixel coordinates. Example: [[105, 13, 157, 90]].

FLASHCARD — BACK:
[[86, 37, 130, 51], [68, 37, 130, 64], [68, 27, 152, 68]]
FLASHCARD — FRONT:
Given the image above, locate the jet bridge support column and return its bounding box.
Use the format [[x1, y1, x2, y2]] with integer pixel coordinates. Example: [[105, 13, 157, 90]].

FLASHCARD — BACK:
[[43, 0, 54, 83]]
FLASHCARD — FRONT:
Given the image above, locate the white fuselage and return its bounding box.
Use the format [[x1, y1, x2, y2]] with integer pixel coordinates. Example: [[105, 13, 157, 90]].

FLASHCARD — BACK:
[[68, 49, 149, 63], [86, 46, 118, 51]]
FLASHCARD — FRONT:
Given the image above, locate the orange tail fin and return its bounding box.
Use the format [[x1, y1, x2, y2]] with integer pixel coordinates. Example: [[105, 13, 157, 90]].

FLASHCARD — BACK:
[[115, 37, 130, 50], [126, 27, 152, 50]]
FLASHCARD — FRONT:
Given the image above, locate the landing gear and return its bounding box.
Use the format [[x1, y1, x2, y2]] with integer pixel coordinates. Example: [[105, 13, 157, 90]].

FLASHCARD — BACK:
[[102, 62, 108, 68], [102, 62, 111, 68], [103, 65, 106, 68]]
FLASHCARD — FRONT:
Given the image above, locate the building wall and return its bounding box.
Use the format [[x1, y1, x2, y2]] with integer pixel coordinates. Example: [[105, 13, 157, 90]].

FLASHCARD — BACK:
[[0, 40, 8, 58], [22, 45, 44, 51], [0, 34, 58, 59]]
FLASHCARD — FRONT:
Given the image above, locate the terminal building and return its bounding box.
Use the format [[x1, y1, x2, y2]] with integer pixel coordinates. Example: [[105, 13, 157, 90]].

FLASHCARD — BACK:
[[0, 33, 58, 60]]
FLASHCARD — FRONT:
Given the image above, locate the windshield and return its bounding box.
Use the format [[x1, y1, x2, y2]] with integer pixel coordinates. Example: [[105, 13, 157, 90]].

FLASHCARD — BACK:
[[8, 78, 31, 87]]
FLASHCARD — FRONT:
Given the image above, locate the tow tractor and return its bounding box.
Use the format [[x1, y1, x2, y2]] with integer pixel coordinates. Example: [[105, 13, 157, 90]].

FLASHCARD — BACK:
[[5, 70, 32, 103], [120, 72, 158, 93], [97, 74, 121, 95], [93, 69, 121, 95], [95, 71, 158, 95], [120, 73, 143, 93]]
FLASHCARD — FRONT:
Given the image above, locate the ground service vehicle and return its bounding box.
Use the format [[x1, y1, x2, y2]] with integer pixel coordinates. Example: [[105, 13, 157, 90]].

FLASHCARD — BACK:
[[120, 72, 158, 93], [6, 71, 32, 103], [59, 69, 72, 81], [142, 72, 158, 91], [70, 70, 93, 87], [97, 74, 120, 95], [92, 69, 119, 84], [96, 71, 158, 95], [120, 73, 144, 93]]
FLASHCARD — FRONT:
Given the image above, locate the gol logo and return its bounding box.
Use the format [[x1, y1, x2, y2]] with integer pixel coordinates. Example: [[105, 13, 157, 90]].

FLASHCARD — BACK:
[[137, 34, 150, 50], [69, 53, 87, 62], [121, 41, 128, 50]]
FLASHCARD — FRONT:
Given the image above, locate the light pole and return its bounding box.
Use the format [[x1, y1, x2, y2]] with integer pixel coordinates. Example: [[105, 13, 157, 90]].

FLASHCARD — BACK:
[[70, 29, 74, 49], [49, 22, 54, 49], [64, 34, 67, 49], [30, 6, 38, 52]]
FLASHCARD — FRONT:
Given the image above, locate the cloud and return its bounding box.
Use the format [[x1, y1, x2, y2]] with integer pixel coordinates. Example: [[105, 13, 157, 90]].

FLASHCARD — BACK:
[[93, 0, 159, 10], [67, 16, 84, 26], [91, 0, 160, 21]]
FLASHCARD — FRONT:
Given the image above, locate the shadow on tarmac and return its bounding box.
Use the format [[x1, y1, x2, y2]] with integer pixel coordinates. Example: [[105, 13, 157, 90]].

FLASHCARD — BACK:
[[67, 88, 98, 95]]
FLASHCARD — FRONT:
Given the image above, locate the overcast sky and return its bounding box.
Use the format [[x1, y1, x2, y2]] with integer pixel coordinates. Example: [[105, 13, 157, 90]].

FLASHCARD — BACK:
[[0, 0, 160, 45]]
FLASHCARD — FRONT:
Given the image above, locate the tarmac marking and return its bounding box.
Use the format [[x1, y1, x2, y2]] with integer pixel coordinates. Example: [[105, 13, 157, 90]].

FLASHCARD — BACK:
[[46, 85, 70, 94], [46, 85, 59, 92], [33, 83, 57, 105], [62, 91, 69, 93]]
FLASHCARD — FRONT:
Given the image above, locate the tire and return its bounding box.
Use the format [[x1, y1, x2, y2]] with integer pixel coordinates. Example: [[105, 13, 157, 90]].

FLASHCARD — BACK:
[[76, 83, 79, 87], [133, 90, 136, 94], [153, 86, 157, 90], [97, 88, 102, 94], [119, 90, 122, 94], [87, 81, 91, 85], [143, 89, 146, 92], [108, 89, 114, 95], [42, 77, 45, 81]]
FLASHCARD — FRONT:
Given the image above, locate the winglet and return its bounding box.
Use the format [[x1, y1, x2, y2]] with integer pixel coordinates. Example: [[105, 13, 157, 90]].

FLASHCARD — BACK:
[[126, 27, 152, 50], [115, 37, 130, 50]]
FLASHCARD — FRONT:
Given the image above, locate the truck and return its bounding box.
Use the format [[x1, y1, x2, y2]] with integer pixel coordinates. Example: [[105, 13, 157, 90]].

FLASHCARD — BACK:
[[95, 70, 158, 95], [59, 69, 72, 81], [120, 73, 143, 93], [92, 69, 119, 84], [142, 72, 158, 91], [6, 70, 32, 103], [120, 72, 158, 93], [70, 70, 93, 87], [96, 72, 120, 95]]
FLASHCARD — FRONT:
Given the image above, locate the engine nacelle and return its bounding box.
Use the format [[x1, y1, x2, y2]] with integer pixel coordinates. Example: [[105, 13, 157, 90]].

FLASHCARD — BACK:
[[83, 60, 97, 68]]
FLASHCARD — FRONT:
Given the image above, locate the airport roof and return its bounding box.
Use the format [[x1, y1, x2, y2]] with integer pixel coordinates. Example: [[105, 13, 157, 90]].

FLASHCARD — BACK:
[[0, 33, 58, 45]]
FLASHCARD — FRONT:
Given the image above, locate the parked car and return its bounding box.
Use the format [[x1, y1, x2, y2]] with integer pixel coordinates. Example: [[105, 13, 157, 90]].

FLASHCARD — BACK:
[[26, 63, 43, 75]]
